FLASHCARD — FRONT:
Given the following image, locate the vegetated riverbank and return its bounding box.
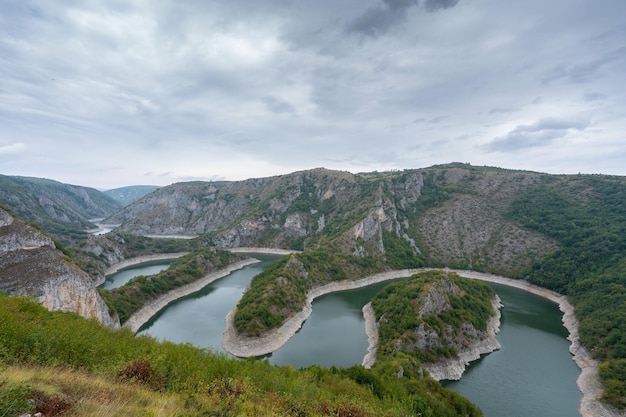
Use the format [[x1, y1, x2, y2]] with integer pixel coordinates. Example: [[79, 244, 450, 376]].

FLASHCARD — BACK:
[[123, 258, 260, 332], [222, 266, 621, 417]]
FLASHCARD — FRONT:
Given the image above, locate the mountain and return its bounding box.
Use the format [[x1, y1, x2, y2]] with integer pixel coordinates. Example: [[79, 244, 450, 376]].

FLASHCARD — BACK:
[[105, 163, 626, 409], [0, 175, 122, 244], [104, 185, 160, 206], [0, 206, 117, 327], [106, 165, 554, 274]]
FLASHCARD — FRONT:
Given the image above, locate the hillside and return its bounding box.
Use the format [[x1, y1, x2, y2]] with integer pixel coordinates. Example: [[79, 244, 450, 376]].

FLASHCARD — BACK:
[[104, 163, 626, 409], [0, 294, 483, 417], [0, 175, 122, 245]]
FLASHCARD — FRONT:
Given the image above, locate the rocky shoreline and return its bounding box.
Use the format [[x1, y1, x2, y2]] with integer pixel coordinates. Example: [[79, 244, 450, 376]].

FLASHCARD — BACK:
[[361, 302, 378, 369], [420, 295, 502, 381], [123, 258, 260, 332], [226, 247, 300, 255], [432, 269, 622, 417]]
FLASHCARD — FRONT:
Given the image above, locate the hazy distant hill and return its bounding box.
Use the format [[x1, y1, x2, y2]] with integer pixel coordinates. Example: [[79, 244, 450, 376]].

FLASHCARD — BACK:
[[0, 174, 122, 244], [104, 185, 160, 206]]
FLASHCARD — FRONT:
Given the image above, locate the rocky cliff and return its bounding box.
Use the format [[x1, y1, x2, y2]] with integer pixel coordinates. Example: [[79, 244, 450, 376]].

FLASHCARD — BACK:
[[0, 207, 118, 327], [104, 165, 558, 275]]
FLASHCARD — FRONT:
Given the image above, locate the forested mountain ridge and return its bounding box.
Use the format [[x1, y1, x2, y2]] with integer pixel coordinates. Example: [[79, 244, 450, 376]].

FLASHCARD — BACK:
[[0, 174, 122, 245]]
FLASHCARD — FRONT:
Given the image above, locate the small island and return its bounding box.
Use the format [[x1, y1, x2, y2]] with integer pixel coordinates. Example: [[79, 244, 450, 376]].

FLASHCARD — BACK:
[[366, 270, 502, 381]]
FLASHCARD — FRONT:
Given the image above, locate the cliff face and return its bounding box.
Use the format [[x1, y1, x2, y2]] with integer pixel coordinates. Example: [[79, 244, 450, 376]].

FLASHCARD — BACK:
[[104, 165, 559, 275], [0, 208, 118, 327]]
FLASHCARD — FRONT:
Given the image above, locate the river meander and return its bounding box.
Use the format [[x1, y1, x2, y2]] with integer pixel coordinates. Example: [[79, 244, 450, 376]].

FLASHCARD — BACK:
[[100, 260, 173, 289], [124, 256, 581, 417]]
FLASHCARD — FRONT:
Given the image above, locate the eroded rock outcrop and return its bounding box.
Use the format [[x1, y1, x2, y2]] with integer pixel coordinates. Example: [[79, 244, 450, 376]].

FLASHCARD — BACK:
[[367, 272, 502, 380], [0, 208, 118, 327]]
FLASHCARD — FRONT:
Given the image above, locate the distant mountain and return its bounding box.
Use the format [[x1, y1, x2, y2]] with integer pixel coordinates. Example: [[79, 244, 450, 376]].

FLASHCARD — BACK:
[[104, 185, 160, 206], [0, 175, 122, 244]]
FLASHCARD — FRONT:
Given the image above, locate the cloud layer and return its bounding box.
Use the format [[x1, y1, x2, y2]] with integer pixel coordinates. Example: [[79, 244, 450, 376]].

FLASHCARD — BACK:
[[0, 0, 625, 188]]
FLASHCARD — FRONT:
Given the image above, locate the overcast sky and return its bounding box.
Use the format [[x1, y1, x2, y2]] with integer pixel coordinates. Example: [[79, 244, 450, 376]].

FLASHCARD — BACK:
[[1, 1, 625, 189]]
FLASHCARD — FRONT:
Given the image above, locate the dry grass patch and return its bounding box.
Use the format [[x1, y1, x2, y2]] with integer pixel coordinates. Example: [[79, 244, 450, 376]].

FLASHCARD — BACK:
[[1, 365, 187, 417]]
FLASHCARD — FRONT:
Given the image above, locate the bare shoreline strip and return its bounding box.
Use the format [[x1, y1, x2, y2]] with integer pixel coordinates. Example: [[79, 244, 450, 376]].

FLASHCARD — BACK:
[[226, 247, 301, 255], [104, 252, 190, 276], [123, 258, 260, 333], [223, 266, 621, 417]]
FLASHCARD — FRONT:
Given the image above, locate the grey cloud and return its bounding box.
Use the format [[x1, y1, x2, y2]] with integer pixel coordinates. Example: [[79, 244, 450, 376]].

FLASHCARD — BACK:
[[584, 91, 607, 102], [484, 117, 590, 153], [489, 107, 518, 115], [347, 0, 418, 36], [263, 97, 296, 114], [543, 46, 626, 84], [413, 116, 448, 123], [346, 0, 462, 36], [0, 143, 26, 155], [424, 0, 460, 12]]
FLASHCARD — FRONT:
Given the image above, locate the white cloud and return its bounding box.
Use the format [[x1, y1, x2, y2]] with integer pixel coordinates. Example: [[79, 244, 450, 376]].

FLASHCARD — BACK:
[[0, 143, 26, 155]]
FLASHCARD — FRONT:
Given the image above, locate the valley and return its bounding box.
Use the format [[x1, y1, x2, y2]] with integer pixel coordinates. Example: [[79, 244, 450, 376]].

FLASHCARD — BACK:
[[1, 163, 626, 416]]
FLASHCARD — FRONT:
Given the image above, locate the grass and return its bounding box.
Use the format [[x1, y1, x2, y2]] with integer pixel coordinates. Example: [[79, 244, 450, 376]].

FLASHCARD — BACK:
[[0, 294, 483, 417], [1, 365, 188, 417]]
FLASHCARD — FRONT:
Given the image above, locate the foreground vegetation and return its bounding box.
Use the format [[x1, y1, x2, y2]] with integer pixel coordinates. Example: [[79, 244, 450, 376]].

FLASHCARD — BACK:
[[0, 294, 482, 416], [371, 271, 496, 364], [99, 247, 244, 324]]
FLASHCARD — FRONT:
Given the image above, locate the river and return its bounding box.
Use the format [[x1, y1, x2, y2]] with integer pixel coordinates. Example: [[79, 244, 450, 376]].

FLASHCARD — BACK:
[[99, 260, 173, 290], [123, 257, 581, 417]]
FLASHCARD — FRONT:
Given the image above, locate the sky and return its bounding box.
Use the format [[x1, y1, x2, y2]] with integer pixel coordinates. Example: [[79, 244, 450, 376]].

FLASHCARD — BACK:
[[1, 0, 625, 189]]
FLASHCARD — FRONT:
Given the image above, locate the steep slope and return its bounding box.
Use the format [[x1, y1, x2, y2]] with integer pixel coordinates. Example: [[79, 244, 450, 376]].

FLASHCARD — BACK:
[[0, 207, 118, 327], [0, 174, 122, 244], [107, 166, 557, 274]]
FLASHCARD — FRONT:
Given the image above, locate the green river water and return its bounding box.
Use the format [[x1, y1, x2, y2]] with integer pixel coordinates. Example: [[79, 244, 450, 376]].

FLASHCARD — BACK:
[[111, 256, 581, 416]]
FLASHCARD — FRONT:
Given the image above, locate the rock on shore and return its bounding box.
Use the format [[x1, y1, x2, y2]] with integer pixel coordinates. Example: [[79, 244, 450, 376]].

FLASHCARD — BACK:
[[420, 296, 502, 381]]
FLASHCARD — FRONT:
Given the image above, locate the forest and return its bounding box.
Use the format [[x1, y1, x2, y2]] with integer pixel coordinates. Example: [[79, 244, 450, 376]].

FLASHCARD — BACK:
[[506, 176, 626, 408]]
